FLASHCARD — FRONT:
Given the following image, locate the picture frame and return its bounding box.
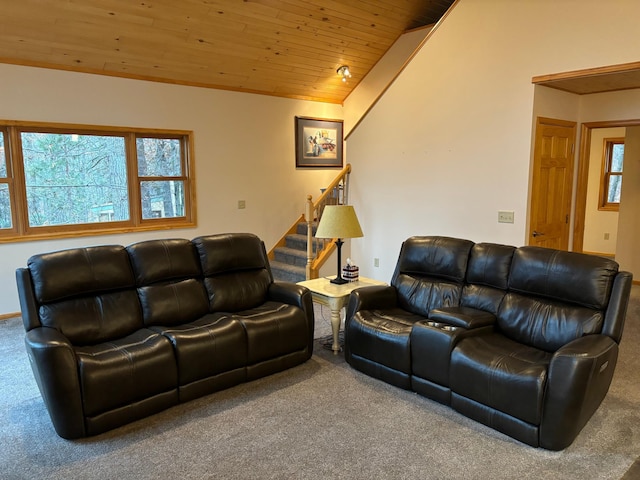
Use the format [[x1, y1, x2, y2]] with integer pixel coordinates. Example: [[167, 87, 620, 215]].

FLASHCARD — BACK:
[[295, 116, 344, 168]]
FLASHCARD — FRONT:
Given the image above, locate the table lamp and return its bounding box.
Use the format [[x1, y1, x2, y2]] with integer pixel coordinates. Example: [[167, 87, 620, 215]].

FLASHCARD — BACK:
[[315, 205, 363, 284]]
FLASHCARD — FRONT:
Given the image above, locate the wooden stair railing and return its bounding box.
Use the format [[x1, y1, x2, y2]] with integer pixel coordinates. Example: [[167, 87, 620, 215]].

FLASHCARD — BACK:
[[268, 163, 351, 280], [305, 164, 351, 279]]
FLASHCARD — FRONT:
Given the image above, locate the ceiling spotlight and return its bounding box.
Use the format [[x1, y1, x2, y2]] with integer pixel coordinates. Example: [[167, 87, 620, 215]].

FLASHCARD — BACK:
[[337, 65, 352, 82]]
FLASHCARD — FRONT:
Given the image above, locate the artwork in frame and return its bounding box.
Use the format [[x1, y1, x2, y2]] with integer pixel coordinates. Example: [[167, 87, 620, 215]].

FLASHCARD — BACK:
[[295, 116, 344, 168]]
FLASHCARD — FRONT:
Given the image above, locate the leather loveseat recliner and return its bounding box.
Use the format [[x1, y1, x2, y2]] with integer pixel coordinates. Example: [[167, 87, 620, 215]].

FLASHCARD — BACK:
[[16, 233, 314, 439], [345, 236, 632, 450]]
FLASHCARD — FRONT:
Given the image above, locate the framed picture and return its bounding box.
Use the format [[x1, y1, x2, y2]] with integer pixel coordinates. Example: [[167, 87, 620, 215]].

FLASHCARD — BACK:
[[295, 116, 344, 168]]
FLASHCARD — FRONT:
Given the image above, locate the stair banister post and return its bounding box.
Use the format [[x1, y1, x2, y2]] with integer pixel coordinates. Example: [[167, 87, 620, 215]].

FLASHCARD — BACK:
[[304, 194, 314, 280]]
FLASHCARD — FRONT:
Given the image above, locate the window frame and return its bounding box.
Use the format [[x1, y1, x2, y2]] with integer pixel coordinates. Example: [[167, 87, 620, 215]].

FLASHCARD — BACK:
[[598, 137, 624, 212], [0, 120, 196, 242]]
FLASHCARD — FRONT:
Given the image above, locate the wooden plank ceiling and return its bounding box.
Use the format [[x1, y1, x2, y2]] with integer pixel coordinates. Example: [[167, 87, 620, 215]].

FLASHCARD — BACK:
[[0, 0, 454, 104]]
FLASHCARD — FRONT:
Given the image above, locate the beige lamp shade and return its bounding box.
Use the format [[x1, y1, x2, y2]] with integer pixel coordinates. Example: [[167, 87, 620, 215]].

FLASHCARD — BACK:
[[315, 205, 363, 239]]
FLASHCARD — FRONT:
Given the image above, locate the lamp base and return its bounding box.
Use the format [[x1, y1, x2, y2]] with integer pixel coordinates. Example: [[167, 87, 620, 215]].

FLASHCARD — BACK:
[[330, 277, 348, 285]]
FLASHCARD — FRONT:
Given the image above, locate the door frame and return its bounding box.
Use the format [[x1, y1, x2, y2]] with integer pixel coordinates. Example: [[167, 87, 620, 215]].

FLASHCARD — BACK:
[[572, 118, 640, 252]]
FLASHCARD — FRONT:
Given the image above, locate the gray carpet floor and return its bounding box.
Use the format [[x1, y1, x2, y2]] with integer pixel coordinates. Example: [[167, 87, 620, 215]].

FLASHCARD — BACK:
[[1, 293, 639, 479]]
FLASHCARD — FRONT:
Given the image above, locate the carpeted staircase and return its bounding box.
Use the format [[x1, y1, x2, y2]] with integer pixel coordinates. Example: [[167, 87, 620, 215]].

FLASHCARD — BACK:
[[270, 222, 323, 283]]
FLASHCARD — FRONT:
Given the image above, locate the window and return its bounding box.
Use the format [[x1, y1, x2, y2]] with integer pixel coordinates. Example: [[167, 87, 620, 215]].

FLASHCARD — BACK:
[[599, 138, 624, 211], [0, 121, 195, 242]]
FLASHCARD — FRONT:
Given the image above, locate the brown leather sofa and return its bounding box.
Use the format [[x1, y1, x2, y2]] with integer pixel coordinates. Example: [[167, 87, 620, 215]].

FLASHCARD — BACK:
[[345, 236, 632, 450], [16, 233, 314, 439]]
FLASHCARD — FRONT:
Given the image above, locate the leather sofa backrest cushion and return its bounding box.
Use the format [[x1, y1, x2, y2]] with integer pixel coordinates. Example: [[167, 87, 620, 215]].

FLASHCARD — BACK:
[[137, 279, 209, 326], [509, 246, 619, 309], [391, 236, 473, 317], [193, 233, 268, 275], [127, 239, 209, 325], [204, 270, 272, 312], [497, 293, 604, 351], [39, 291, 143, 346], [461, 243, 516, 313], [466, 243, 515, 289], [127, 238, 202, 285], [461, 284, 505, 315], [394, 276, 463, 317], [392, 236, 474, 284], [28, 245, 135, 303], [27, 245, 143, 345], [193, 233, 272, 312]]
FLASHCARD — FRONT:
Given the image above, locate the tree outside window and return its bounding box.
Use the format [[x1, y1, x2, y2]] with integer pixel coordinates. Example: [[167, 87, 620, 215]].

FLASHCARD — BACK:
[[0, 122, 195, 242]]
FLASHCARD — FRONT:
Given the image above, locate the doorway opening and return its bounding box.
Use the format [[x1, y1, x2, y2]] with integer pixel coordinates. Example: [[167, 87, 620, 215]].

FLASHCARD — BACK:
[[573, 119, 640, 254]]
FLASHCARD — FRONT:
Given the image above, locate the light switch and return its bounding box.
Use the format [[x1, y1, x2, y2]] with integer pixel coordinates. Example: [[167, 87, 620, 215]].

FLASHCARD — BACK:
[[498, 211, 514, 223]]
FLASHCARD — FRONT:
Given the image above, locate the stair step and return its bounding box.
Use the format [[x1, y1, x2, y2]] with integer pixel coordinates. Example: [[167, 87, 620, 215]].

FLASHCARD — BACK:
[[295, 222, 318, 236], [274, 246, 308, 267], [270, 260, 306, 283], [285, 233, 321, 252]]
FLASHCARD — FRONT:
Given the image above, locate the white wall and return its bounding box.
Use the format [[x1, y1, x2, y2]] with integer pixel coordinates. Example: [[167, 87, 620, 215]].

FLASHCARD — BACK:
[[583, 127, 624, 254], [343, 26, 431, 135], [0, 64, 343, 314], [346, 0, 640, 283]]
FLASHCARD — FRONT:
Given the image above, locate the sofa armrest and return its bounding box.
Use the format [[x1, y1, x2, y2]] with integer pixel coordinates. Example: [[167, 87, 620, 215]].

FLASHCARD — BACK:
[[268, 282, 309, 309], [346, 285, 398, 320], [268, 282, 315, 347], [25, 327, 86, 439], [428, 306, 496, 329], [16, 267, 40, 332], [602, 270, 633, 343], [540, 334, 618, 450]]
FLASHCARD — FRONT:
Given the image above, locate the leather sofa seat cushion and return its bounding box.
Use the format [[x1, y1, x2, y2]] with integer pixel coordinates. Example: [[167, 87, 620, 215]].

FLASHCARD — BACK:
[[127, 238, 202, 285], [347, 308, 424, 374], [39, 290, 143, 345], [509, 247, 618, 309], [28, 245, 135, 303], [137, 278, 209, 326], [498, 293, 603, 352], [234, 302, 310, 364], [450, 333, 552, 425], [75, 329, 177, 417], [151, 314, 247, 386]]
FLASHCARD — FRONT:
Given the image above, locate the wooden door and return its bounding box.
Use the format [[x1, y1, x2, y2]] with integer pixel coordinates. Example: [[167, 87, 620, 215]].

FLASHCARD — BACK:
[[529, 117, 577, 249]]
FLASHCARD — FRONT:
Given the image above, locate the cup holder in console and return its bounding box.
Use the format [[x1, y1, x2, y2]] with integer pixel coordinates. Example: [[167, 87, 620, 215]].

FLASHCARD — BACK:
[[426, 321, 457, 331]]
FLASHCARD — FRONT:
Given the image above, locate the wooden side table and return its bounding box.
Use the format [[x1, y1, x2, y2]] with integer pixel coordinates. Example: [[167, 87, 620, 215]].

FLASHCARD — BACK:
[[297, 276, 387, 354]]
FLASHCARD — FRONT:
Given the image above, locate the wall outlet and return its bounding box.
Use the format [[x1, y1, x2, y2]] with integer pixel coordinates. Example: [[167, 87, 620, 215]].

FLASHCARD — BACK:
[[604, 232, 610, 240], [498, 210, 515, 223], [238, 200, 246, 209], [374, 258, 380, 268]]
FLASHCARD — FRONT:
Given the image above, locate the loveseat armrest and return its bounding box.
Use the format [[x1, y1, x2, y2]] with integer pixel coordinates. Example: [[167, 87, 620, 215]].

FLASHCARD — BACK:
[[540, 334, 618, 450], [428, 306, 496, 329], [25, 327, 86, 439], [346, 285, 398, 319]]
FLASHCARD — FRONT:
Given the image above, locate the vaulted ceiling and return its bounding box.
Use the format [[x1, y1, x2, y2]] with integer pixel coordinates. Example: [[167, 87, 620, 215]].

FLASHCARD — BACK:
[[0, 0, 455, 104]]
